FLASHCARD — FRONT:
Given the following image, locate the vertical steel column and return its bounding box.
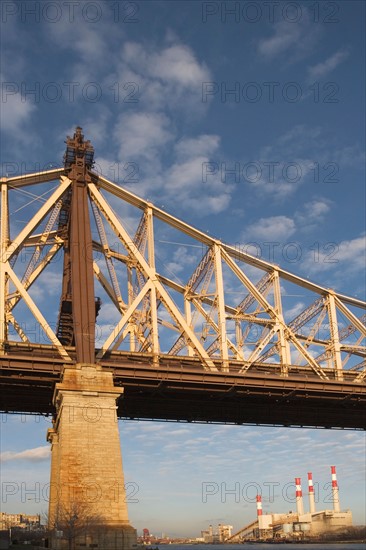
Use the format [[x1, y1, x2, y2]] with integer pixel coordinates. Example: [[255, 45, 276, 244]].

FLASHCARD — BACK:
[[327, 293, 343, 380], [146, 206, 159, 362], [235, 320, 243, 356], [273, 270, 291, 375], [60, 128, 96, 364], [213, 243, 228, 371], [0, 181, 9, 347], [127, 265, 136, 351], [69, 178, 95, 364], [184, 294, 194, 356]]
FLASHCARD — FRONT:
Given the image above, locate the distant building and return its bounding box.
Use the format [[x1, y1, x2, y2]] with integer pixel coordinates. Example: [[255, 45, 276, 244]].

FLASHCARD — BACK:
[[201, 524, 213, 543], [201, 523, 233, 543], [218, 524, 233, 541], [0, 512, 41, 530]]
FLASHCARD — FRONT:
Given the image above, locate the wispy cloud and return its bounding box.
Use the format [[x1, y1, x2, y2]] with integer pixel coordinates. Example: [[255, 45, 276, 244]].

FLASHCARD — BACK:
[[244, 124, 362, 200], [295, 198, 333, 231], [257, 12, 322, 62], [257, 21, 301, 58], [112, 113, 230, 214], [118, 41, 210, 113], [302, 234, 366, 275], [114, 111, 174, 164], [1, 446, 50, 463], [307, 49, 349, 81], [166, 245, 201, 276], [241, 215, 296, 241], [1, 74, 36, 138]]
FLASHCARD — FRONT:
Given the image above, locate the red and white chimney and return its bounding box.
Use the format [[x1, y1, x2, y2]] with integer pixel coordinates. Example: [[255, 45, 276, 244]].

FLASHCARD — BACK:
[[256, 495, 263, 517], [331, 466, 340, 512], [308, 472, 316, 514], [295, 477, 304, 516]]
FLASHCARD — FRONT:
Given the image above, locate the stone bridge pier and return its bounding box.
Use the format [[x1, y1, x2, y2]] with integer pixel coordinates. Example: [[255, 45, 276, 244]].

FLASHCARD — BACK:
[[47, 363, 137, 550]]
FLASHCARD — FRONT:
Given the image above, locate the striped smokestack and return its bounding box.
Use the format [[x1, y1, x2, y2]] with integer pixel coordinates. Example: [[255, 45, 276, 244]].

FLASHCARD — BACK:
[[256, 495, 263, 517], [308, 472, 316, 514], [295, 477, 304, 516], [331, 466, 340, 512]]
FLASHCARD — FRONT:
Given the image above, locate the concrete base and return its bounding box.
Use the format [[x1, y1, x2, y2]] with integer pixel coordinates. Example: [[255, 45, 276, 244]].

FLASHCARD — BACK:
[[47, 363, 137, 550], [49, 524, 137, 549]]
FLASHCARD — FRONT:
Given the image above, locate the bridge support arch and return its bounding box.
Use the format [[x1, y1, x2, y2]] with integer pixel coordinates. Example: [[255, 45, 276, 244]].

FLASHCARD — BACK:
[[47, 363, 137, 550]]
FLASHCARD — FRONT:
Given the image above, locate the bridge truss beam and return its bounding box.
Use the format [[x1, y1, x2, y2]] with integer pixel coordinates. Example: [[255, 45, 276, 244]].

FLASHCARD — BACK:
[[0, 129, 365, 429]]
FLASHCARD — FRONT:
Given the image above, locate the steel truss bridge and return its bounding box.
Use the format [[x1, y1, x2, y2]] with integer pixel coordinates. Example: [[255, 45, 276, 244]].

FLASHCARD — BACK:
[[0, 128, 365, 429]]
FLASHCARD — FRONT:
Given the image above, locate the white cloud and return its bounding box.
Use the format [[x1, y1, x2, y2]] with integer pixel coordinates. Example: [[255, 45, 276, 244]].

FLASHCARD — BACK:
[[276, 125, 323, 151], [118, 41, 210, 113], [166, 156, 210, 191], [0, 74, 36, 137], [72, 26, 108, 60], [151, 44, 210, 86], [307, 49, 349, 80], [284, 301, 306, 321], [45, 12, 111, 62], [1, 446, 50, 462], [166, 246, 199, 275], [242, 215, 296, 241], [174, 135, 220, 161], [162, 156, 232, 215], [302, 235, 366, 275], [257, 12, 321, 62], [51, 36, 228, 216], [111, 124, 231, 215], [243, 126, 324, 199], [295, 198, 332, 230], [258, 21, 301, 57], [201, 194, 231, 214], [246, 125, 363, 200], [304, 199, 331, 218], [76, 107, 112, 148], [122, 42, 210, 87], [332, 145, 365, 168], [114, 111, 173, 162]]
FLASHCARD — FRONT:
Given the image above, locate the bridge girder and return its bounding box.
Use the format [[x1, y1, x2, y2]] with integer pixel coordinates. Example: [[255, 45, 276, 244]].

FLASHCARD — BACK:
[[0, 130, 365, 428]]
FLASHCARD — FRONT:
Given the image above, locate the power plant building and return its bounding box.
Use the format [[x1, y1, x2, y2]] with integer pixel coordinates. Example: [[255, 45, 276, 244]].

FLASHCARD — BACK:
[[228, 466, 353, 542], [201, 524, 233, 543]]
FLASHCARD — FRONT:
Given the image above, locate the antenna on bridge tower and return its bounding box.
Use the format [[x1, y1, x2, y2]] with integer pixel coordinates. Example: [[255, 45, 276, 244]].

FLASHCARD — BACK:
[[64, 126, 94, 170]]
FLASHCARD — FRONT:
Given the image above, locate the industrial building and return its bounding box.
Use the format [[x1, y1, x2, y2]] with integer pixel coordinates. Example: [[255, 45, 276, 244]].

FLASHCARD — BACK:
[[201, 524, 233, 543], [228, 466, 353, 542]]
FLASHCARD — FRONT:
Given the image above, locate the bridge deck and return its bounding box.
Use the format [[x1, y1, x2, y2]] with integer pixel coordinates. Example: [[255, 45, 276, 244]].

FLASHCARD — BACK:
[[1, 345, 365, 429]]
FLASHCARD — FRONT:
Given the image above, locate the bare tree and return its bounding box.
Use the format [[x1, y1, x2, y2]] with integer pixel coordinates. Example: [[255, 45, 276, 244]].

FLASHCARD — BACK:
[[49, 500, 102, 550]]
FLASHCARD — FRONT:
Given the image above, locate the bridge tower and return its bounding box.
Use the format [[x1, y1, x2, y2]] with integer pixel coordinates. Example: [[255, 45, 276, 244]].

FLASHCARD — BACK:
[[46, 128, 136, 550]]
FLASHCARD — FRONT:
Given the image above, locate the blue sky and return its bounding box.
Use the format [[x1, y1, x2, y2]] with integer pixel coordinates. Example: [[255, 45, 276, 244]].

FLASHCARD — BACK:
[[0, 0, 365, 538]]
